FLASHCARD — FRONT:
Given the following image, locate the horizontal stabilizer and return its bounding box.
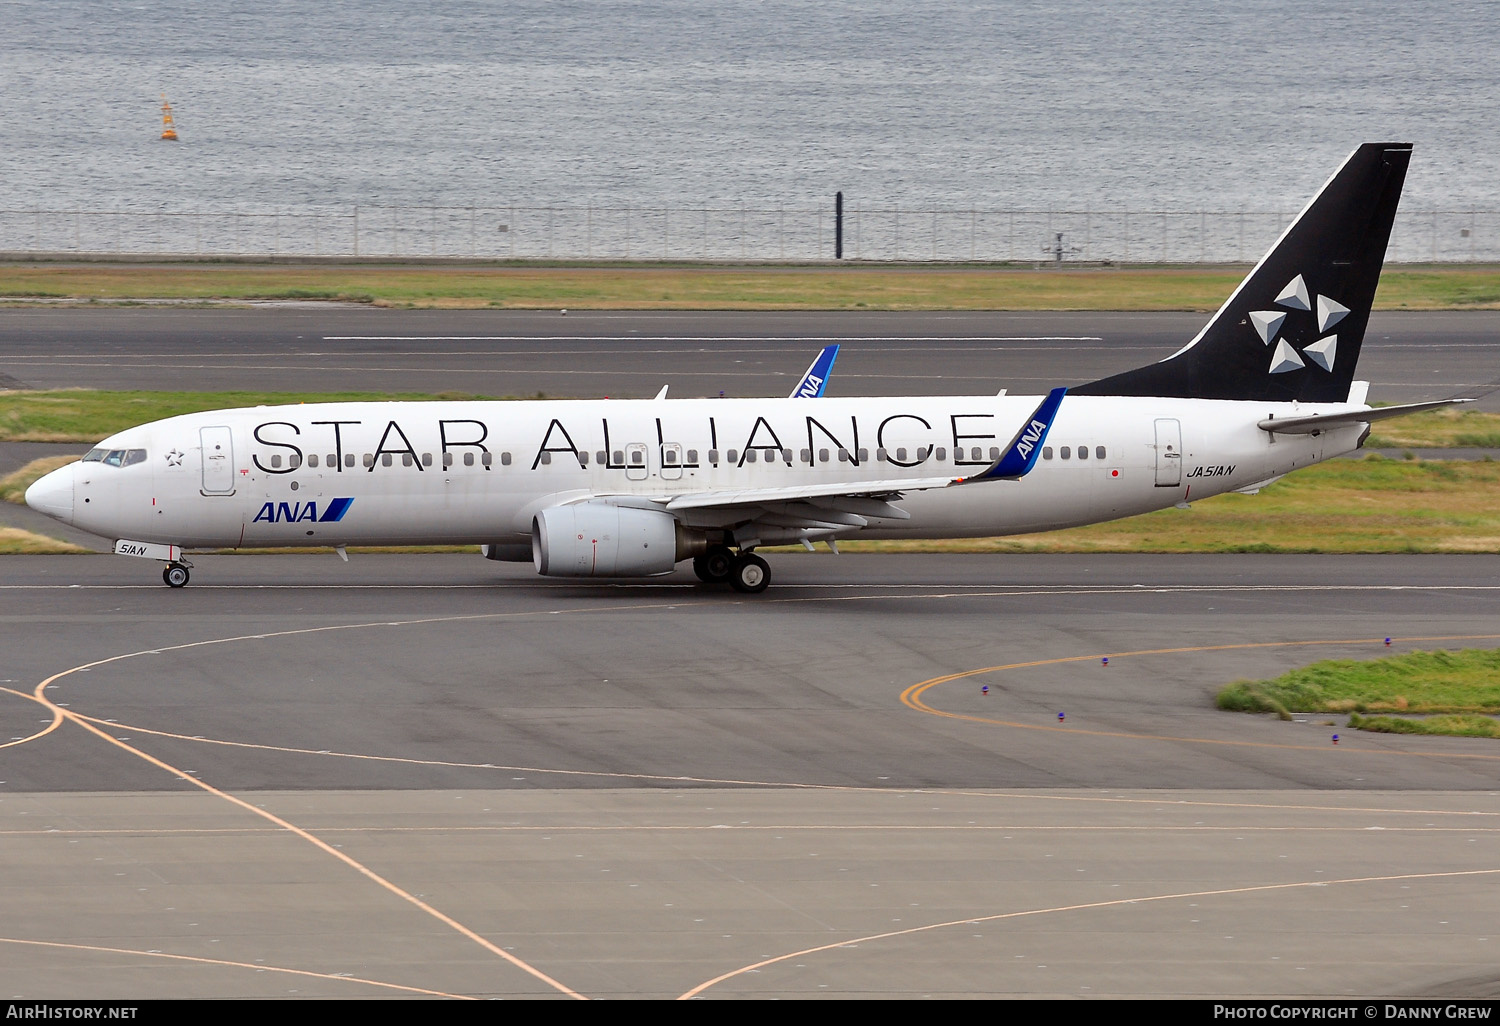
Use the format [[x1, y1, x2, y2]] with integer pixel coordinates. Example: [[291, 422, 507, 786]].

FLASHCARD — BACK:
[[1258, 397, 1473, 435]]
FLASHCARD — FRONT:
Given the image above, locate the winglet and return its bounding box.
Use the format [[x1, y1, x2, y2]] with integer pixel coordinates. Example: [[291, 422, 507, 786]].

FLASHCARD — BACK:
[[790, 344, 840, 398], [965, 387, 1067, 481]]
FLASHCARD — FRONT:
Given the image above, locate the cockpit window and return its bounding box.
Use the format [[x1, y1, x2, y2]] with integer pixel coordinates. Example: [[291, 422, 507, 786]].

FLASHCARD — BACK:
[[91, 448, 147, 468]]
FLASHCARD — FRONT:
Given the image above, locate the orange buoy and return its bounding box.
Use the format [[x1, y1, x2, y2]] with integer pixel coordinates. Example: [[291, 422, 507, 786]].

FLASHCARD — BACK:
[[159, 93, 179, 141]]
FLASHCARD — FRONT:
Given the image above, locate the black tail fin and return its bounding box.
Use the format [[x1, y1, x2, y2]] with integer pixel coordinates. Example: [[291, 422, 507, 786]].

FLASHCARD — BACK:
[[1074, 143, 1412, 403]]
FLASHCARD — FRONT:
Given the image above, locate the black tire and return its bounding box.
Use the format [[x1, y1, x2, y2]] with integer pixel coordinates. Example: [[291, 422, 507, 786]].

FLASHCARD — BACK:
[[163, 564, 190, 588], [693, 545, 735, 583], [728, 553, 770, 594]]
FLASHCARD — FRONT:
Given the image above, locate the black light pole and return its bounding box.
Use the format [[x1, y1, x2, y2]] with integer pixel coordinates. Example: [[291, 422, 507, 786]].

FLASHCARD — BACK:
[[835, 191, 844, 260]]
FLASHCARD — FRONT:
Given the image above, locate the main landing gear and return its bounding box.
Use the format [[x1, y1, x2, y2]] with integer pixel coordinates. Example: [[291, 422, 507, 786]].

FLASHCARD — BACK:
[[692, 545, 770, 594], [162, 560, 192, 588]]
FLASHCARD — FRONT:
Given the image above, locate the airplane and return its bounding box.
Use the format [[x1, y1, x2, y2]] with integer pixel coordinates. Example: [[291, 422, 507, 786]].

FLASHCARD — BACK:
[[26, 143, 1469, 594]]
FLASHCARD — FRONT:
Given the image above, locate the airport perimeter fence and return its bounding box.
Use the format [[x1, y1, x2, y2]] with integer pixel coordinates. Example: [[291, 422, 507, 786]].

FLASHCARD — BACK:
[[2, 204, 1498, 264]]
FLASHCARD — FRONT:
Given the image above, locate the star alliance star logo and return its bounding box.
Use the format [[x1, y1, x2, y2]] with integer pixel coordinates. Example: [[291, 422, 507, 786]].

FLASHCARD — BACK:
[[164, 448, 184, 466], [1249, 273, 1349, 375]]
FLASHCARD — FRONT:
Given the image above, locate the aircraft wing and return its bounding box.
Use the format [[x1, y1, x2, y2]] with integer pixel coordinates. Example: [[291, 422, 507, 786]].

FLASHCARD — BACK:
[[662, 476, 958, 512], [588, 388, 1066, 542]]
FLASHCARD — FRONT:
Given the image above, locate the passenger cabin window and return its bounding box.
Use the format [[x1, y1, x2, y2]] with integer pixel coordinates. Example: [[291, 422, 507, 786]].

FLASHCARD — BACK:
[[727, 449, 738, 463], [664, 449, 678, 464], [1077, 446, 1087, 460], [687, 449, 699, 463], [346, 454, 356, 468], [896, 448, 908, 462], [381, 453, 393, 467], [876, 448, 887, 461], [612, 450, 624, 465], [363, 454, 375, 468], [990, 446, 1001, 460], [745, 449, 758, 463], [539, 451, 552, 465], [1042, 447, 1053, 460], [596, 451, 607, 465], [935, 447, 946, 461], [499, 452, 510, 466], [482, 453, 493, 467], [707, 449, 719, 464], [308, 454, 319, 468], [443, 452, 454, 467], [630, 450, 644, 465], [1096, 446, 1106, 460], [819, 449, 830, 463], [1060, 446, 1070, 459], [463, 452, 475, 466], [578, 451, 589, 466], [421, 453, 432, 467], [401, 453, 413, 467]]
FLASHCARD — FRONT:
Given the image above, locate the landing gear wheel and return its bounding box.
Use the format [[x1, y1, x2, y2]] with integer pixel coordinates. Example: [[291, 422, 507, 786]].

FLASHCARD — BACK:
[[163, 563, 190, 588], [693, 545, 735, 583], [728, 553, 771, 594]]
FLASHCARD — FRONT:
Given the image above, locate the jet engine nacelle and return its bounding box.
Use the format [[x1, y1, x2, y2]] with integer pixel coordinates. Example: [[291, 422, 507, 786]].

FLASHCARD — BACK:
[[532, 503, 697, 578]]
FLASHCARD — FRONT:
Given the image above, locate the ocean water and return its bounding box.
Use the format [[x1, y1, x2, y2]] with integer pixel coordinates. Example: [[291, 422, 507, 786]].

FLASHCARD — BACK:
[[2, 1, 1497, 258]]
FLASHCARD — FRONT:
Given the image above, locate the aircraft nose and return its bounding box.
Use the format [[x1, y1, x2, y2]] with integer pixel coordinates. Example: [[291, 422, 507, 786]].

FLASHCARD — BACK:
[[24, 463, 75, 523]]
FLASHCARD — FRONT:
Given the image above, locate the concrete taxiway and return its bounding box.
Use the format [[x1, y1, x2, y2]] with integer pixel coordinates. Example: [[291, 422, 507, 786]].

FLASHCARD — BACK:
[[3, 553, 1499, 999]]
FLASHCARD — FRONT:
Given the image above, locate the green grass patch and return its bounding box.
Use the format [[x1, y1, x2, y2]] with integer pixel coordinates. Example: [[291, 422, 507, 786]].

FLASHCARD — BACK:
[[1, 262, 1498, 311], [1217, 648, 1500, 719], [0, 389, 506, 442]]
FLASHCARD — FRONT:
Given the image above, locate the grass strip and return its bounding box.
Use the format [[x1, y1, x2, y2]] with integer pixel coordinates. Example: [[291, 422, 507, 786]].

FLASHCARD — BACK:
[[815, 455, 1500, 554], [0, 263, 1497, 310], [0, 455, 77, 502], [1345, 713, 1500, 739], [0, 389, 507, 442], [0, 526, 90, 554]]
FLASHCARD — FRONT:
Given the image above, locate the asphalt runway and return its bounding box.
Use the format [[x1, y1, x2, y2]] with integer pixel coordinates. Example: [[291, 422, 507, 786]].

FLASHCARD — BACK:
[[3, 307, 1500, 999], [1, 306, 1498, 408], [3, 553, 1500, 999]]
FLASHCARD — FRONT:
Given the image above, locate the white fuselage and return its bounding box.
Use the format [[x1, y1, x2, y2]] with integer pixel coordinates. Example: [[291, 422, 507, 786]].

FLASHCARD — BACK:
[[44, 393, 1365, 551]]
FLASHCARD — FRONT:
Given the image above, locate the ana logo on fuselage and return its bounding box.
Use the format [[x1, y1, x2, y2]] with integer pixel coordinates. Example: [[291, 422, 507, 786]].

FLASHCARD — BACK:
[[252, 498, 354, 524]]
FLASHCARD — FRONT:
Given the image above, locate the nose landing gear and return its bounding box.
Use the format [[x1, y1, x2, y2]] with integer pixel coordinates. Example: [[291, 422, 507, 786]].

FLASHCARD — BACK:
[[162, 560, 192, 588]]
